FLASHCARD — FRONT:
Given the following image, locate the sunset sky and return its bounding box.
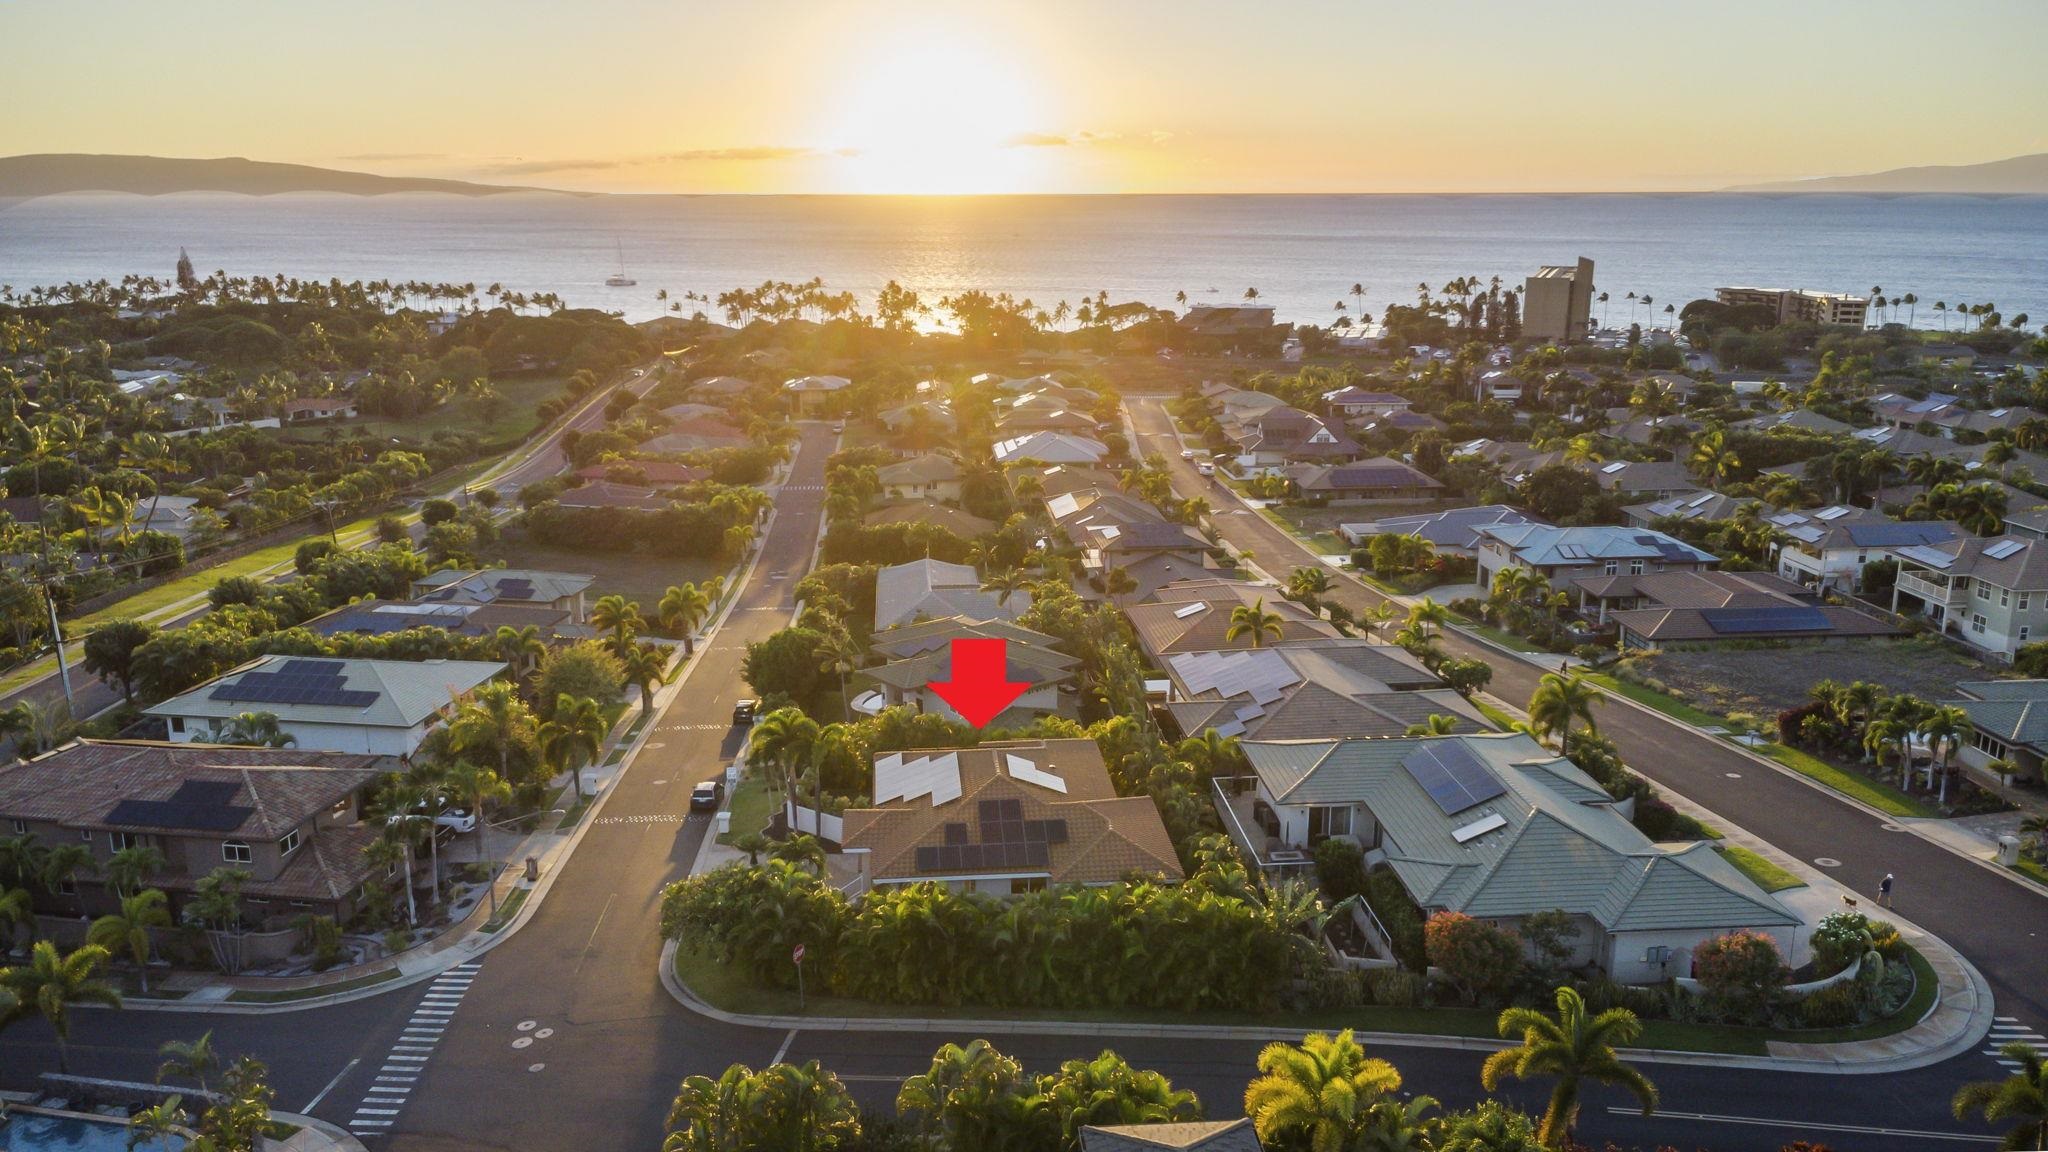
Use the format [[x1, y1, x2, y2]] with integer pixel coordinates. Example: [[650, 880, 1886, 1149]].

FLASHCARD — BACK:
[[3, 0, 2043, 195]]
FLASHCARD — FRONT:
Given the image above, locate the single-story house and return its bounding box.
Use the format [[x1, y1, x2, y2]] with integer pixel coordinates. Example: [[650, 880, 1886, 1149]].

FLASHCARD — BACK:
[[1342, 505, 1542, 555], [841, 738, 1183, 895], [1575, 569, 1902, 645], [1126, 579, 1339, 660], [302, 599, 572, 644], [861, 618, 1076, 725], [552, 480, 670, 512], [877, 453, 964, 501], [574, 459, 709, 487], [875, 558, 1027, 630], [282, 396, 359, 423], [145, 656, 507, 759], [0, 739, 389, 931], [785, 374, 853, 414], [993, 432, 1109, 466], [1162, 641, 1486, 741], [639, 416, 750, 455], [1585, 459, 1700, 501], [130, 494, 206, 539], [1232, 733, 1799, 982], [1735, 408, 1864, 437], [1082, 1120, 1262, 1152], [864, 499, 994, 538], [1949, 680, 2048, 783], [686, 375, 755, 398], [1323, 388, 1412, 419], [1281, 458, 1441, 503], [414, 568, 595, 621]]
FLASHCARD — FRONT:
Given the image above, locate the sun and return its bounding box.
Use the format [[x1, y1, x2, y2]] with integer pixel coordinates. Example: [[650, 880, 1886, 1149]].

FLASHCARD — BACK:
[[821, 24, 1048, 194]]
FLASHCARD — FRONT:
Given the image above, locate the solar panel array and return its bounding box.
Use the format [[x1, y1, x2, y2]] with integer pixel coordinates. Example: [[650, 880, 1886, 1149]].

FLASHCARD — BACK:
[[1985, 539, 2026, 560], [1401, 742, 1507, 816], [1848, 522, 1958, 548], [496, 578, 536, 599], [209, 659, 378, 709], [913, 797, 1065, 873], [1168, 649, 1301, 703], [1699, 606, 1830, 634], [106, 779, 254, 832]]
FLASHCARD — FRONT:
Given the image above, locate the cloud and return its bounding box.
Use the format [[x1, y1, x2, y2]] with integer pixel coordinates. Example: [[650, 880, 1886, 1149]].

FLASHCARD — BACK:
[[1002, 130, 1169, 149], [337, 152, 450, 162], [1003, 132, 1075, 148], [477, 147, 839, 176]]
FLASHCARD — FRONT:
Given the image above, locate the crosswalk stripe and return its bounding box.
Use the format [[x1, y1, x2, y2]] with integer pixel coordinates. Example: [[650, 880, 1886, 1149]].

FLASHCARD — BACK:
[[375, 1076, 416, 1084], [355, 1108, 401, 1117]]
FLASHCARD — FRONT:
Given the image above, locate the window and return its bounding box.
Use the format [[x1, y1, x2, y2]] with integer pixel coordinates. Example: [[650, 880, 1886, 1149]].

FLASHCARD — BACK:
[[1858, 552, 1868, 565], [1309, 805, 1353, 839], [2000, 588, 2010, 607], [278, 829, 300, 856], [80, 828, 94, 841], [8, 818, 24, 834], [222, 840, 252, 863], [2022, 626, 2031, 644], [169, 717, 185, 734], [110, 831, 143, 852], [1978, 583, 1991, 601], [1010, 877, 1046, 894], [2022, 594, 2032, 612], [1972, 613, 1988, 635], [1629, 560, 1646, 575], [289, 899, 312, 908], [1975, 730, 2010, 757], [1603, 560, 1618, 576]]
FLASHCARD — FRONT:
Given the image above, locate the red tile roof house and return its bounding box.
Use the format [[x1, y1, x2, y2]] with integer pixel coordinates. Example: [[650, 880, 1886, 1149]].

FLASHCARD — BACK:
[[282, 396, 359, 423], [0, 740, 394, 949]]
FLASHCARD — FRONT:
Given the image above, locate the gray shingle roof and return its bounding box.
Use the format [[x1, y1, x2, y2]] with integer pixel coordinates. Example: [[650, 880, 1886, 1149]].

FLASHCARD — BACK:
[[145, 656, 506, 729], [874, 560, 1028, 630]]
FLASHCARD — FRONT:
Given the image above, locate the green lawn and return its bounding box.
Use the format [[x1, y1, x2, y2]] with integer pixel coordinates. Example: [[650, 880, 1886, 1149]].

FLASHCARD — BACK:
[[1753, 742, 1938, 819], [717, 770, 778, 846], [1715, 845, 1807, 893], [2011, 858, 2048, 887], [482, 886, 531, 933], [481, 525, 725, 610], [1784, 946, 1939, 1045], [1579, 672, 1728, 728], [292, 375, 569, 446], [1453, 619, 1550, 656], [1472, 698, 1520, 731], [225, 967, 400, 1003], [672, 944, 1779, 1054]]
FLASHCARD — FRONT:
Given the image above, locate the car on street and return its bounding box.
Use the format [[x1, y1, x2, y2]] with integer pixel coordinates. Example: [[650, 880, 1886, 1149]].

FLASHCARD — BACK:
[[733, 698, 759, 724], [831, 421, 845, 432], [1196, 461, 1215, 475], [1179, 448, 1196, 459], [690, 780, 724, 812]]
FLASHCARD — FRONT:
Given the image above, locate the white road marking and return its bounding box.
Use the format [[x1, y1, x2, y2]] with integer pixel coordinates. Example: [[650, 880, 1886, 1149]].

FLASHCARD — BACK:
[[772, 1029, 798, 1064], [300, 1057, 359, 1113], [355, 1108, 401, 1117], [1605, 1107, 1997, 1143], [374, 1076, 417, 1084]]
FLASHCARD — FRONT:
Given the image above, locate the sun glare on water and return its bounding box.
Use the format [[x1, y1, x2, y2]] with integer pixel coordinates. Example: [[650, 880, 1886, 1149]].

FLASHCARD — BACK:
[[822, 26, 1048, 194]]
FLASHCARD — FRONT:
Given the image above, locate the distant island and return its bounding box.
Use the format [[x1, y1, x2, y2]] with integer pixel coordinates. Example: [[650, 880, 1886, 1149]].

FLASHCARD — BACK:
[[1725, 152, 2048, 195], [0, 153, 573, 199]]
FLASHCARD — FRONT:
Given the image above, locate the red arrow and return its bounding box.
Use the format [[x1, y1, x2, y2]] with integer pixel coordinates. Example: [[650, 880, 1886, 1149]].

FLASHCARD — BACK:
[[927, 638, 1029, 729]]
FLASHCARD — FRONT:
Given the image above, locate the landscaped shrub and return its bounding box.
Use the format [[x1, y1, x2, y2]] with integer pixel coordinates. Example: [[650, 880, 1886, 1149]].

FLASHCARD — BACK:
[[1424, 912, 1522, 1006], [1794, 981, 1862, 1028], [1692, 929, 1789, 1025], [1361, 869, 1426, 971], [1580, 977, 1667, 1022], [1364, 968, 1426, 1008], [1810, 910, 1876, 977], [1313, 837, 1366, 903]]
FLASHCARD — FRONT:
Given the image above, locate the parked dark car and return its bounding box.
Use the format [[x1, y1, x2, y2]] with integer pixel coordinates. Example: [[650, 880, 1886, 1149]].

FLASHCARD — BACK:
[[732, 699, 759, 724], [690, 780, 725, 812]]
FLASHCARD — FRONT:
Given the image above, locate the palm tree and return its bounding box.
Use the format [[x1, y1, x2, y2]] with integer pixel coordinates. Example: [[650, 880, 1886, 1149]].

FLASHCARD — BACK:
[[398, 759, 452, 907], [752, 707, 820, 833], [1177, 728, 1246, 782], [897, 1039, 1034, 1152], [40, 843, 97, 917], [1527, 672, 1600, 759], [1286, 567, 1333, 616], [731, 831, 771, 866], [980, 568, 1032, 609], [770, 833, 828, 877], [86, 888, 170, 993], [449, 681, 536, 786], [620, 645, 670, 715], [126, 1094, 188, 1152], [0, 884, 31, 954], [589, 594, 645, 657], [1104, 566, 1138, 600], [104, 844, 166, 900], [1953, 1043, 2048, 1151], [0, 940, 122, 1073], [1918, 704, 1970, 802], [1689, 426, 1740, 485], [441, 760, 513, 917], [1225, 598, 1285, 648], [1243, 1029, 1404, 1152], [490, 624, 546, 673], [1405, 714, 1459, 737], [1037, 1050, 1201, 1150], [217, 711, 294, 748], [541, 693, 609, 803], [658, 583, 711, 657], [157, 1032, 219, 1097], [1481, 986, 1657, 1148], [815, 630, 864, 723]]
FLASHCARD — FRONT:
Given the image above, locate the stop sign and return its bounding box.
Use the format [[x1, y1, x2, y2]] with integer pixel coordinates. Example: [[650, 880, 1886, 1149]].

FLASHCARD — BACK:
[[792, 943, 806, 964]]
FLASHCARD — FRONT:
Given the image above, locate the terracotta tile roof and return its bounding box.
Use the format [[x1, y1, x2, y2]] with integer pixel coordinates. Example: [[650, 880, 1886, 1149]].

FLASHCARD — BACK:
[[1127, 582, 1337, 657], [843, 739, 1182, 887]]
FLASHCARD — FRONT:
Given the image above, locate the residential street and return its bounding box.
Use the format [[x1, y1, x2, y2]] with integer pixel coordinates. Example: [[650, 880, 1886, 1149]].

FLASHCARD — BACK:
[[0, 415, 2038, 1150], [1129, 396, 2048, 1040]]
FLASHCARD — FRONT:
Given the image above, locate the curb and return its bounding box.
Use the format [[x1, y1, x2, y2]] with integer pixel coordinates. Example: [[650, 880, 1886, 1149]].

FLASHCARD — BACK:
[[273, 1111, 371, 1152], [115, 493, 773, 1015]]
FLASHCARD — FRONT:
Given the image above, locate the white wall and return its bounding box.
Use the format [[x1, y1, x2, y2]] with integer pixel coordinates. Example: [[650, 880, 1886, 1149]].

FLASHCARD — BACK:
[[167, 716, 428, 758]]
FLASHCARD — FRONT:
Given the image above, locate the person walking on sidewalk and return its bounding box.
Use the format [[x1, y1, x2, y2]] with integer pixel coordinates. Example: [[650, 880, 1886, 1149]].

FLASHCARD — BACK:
[[1879, 872, 1895, 908]]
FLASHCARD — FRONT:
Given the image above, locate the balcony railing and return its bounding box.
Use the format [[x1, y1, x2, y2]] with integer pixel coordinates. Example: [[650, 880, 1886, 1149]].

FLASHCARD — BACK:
[[1896, 571, 1960, 605], [1210, 775, 1314, 871]]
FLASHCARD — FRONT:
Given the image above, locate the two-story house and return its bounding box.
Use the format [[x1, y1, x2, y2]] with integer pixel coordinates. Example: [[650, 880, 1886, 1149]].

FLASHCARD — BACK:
[[1774, 516, 1959, 592], [0, 740, 389, 935], [1473, 524, 1716, 594], [1321, 387, 1412, 420], [1890, 536, 2048, 661], [861, 618, 1078, 726]]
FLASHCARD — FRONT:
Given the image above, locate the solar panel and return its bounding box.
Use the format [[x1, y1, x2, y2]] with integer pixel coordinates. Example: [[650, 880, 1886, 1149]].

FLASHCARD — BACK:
[[1044, 820, 1068, 844], [1814, 506, 1850, 521], [915, 846, 941, 871], [105, 778, 254, 832], [1985, 539, 2026, 560], [279, 659, 344, 675], [1699, 606, 1831, 634], [944, 822, 969, 845], [210, 661, 378, 709], [1401, 742, 1507, 816], [978, 799, 1002, 824], [1601, 462, 1628, 474], [496, 579, 535, 598]]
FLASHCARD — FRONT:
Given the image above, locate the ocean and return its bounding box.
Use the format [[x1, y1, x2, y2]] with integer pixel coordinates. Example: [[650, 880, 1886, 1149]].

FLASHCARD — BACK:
[[2, 191, 2044, 332]]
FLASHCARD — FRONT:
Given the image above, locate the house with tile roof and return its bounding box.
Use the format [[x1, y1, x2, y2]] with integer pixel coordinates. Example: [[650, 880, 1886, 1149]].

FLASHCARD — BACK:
[[685, 375, 756, 398], [1081, 1120, 1262, 1152], [146, 656, 507, 758], [551, 479, 671, 512], [1232, 733, 1799, 982], [1734, 408, 1864, 437], [1161, 642, 1489, 742], [785, 374, 853, 415], [877, 453, 965, 501], [1772, 513, 1959, 592], [860, 618, 1077, 725], [574, 459, 709, 487], [875, 559, 1028, 630], [863, 499, 994, 539], [1322, 387, 1412, 419], [996, 391, 1100, 435], [1221, 405, 1361, 469], [1474, 524, 1716, 594], [1870, 392, 2026, 440], [0, 740, 390, 931], [1280, 458, 1441, 503], [1582, 458, 1700, 501], [412, 568, 595, 621], [840, 738, 1183, 894], [1341, 505, 1543, 556], [1949, 680, 2048, 784], [1574, 569, 1902, 646], [1125, 580, 1339, 661], [1891, 535, 2048, 660], [639, 416, 750, 455]]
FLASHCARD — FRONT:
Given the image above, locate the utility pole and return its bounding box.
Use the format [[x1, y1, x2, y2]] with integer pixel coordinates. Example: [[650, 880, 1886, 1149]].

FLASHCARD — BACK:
[[44, 580, 73, 708]]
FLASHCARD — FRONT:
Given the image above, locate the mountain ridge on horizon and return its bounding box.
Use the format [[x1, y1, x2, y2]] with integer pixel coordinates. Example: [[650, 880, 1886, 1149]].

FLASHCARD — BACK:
[[4, 151, 2047, 198], [0, 153, 575, 199], [1724, 152, 2048, 195]]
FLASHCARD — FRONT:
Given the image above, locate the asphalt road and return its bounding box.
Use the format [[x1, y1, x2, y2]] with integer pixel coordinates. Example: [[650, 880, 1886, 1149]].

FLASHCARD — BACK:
[[0, 414, 2037, 1151]]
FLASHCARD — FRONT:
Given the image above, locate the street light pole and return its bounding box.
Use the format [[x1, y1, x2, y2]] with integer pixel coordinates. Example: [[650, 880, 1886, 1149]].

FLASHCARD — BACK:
[[45, 583, 74, 709]]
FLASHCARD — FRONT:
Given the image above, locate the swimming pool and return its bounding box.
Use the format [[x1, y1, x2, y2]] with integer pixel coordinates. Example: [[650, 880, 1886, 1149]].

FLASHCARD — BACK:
[[0, 1109, 185, 1152]]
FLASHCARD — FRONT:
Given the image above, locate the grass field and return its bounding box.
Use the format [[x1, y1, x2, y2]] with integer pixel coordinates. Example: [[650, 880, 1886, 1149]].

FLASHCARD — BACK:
[[1753, 742, 1938, 819], [717, 770, 778, 846], [290, 375, 568, 446], [1715, 845, 1807, 893], [482, 525, 725, 609]]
